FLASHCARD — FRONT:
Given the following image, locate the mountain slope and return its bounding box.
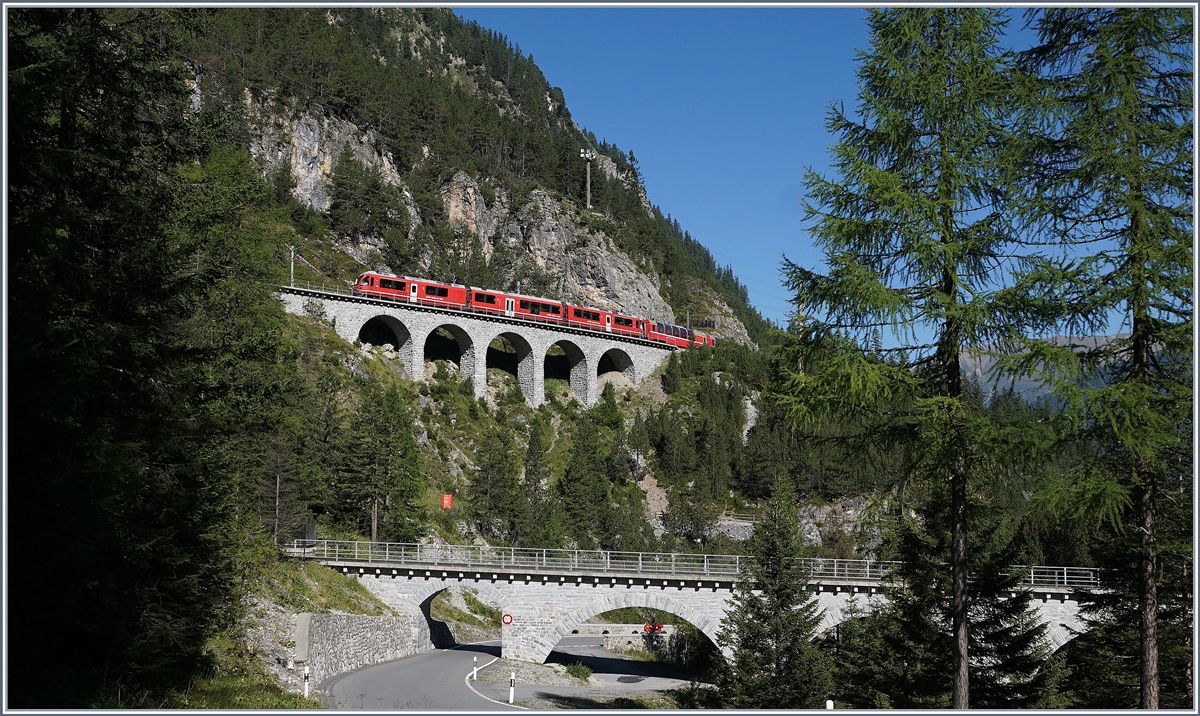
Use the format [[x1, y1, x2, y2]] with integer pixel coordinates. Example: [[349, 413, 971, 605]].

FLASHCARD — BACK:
[[187, 7, 772, 344]]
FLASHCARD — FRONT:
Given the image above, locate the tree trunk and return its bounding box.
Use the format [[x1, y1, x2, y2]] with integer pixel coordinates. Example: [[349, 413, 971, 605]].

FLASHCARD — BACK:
[[952, 456, 970, 709], [274, 469, 281, 545], [1137, 466, 1158, 708], [371, 496, 378, 542]]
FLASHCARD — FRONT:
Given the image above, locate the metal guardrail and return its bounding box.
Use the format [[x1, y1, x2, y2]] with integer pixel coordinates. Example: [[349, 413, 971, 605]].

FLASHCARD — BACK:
[[282, 281, 679, 348], [286, 540, 1101, 589]]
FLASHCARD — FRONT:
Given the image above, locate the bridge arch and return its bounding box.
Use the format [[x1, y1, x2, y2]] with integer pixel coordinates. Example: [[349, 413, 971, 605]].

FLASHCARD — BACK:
[[401, 579, 511, 615], [422, 323, 476, 383], [597, 347, 637, 383], [544, 340, 590, 404], [358, 315, 411, 354], [529, 591, 728, 664], [485, 331, 535, 404]]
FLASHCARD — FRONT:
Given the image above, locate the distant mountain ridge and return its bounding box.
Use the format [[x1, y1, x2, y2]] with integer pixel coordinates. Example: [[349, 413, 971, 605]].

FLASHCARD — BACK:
[[962, 334, 1127, 402]]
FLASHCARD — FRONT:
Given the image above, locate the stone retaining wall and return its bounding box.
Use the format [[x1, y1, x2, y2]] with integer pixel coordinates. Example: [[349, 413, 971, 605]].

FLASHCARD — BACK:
[[299, 611, 433, 689]]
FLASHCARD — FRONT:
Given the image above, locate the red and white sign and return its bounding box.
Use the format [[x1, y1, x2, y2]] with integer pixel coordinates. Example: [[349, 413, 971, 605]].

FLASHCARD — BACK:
[[502, 613, 513, 625], [442, 494, 453, 509]]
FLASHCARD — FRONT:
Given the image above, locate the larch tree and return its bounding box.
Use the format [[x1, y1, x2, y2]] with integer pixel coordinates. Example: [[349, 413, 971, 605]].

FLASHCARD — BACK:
[[779, 8, 1025, 708], [1003, 9, 1193, 707]]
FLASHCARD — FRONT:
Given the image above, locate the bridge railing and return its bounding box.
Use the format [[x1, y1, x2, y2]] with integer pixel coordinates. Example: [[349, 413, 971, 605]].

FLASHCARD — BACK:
[[287, 540, 746, 577], [285, 540, 1100, 589]]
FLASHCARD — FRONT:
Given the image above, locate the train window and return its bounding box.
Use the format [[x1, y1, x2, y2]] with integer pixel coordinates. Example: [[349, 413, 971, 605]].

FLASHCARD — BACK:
[[425, 286, 449, 297], [380, 279, 405, 290], [519, 300, 530, 309], [549, 305, 561, 314], [475, 293, 496, 304], [615, 317, 633, 327]]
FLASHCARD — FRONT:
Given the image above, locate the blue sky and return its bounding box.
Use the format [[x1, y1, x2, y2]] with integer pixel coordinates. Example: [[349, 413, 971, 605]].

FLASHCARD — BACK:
[[454, 7, 873, 325], [453, 7, 1049, 331]]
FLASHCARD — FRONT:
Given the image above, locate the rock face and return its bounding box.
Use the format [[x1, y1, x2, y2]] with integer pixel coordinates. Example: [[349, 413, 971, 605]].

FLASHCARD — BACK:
[[686, 279, 755, 347], [245, 99, 421, 270], [440, 172, 675, 322]]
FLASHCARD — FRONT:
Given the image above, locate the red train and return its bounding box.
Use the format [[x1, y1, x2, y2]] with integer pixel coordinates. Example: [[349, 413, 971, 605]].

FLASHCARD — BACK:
[[351, 271, 717, 349]]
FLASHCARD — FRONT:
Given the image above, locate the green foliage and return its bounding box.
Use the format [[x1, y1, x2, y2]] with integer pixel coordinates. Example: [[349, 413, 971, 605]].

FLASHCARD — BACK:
[[998, 9, 1194, 707], [715, 476, 832, 708], [251, 561, 394, 616], [781, 9, 1035, 706], [328, 149, 413, 270], [7, 9, 296, 704], [565, 662, 593, 682], [660, 352, 682, 394]]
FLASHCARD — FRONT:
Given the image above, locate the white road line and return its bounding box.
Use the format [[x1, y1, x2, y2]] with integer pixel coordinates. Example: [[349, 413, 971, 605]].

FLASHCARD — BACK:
[[463, 656, 527, 709]]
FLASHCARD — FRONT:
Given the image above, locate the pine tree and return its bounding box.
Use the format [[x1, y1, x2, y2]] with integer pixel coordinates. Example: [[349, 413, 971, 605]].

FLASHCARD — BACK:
[[661, 351, 683, 394], [343, 381, 424, 541], [468, 423, 521, 542], [559, 415, 605, 549], [1003, 9, 1193, 707], [715, 475, 831, 707], [779, 9, 1024, 706]]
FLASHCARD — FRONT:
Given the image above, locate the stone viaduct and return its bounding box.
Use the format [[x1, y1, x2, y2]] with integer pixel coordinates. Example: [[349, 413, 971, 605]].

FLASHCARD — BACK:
[[279, 285, 674, 407], [295, 543, 1094, 665]]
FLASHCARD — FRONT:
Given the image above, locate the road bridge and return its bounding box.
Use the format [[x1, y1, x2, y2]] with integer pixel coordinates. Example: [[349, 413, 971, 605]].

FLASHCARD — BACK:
[[287, 540, 1099, 664], [278, 283, 674, 407]]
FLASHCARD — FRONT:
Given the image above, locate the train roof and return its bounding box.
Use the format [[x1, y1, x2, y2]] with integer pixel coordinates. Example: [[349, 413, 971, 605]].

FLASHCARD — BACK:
[[470, 287, 563, 303]]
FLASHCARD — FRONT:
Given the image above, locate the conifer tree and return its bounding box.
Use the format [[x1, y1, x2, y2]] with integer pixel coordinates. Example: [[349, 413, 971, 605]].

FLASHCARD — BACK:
[[780, 9, 1023, 707], [344, 381, 424, 541], [661, 351, 683, 394], [1003, 9, 1193, 707], [715, 474, 831, 707]]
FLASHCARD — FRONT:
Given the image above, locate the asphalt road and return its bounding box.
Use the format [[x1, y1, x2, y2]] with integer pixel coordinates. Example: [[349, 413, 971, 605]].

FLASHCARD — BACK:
[[321, 636, 698, 710]]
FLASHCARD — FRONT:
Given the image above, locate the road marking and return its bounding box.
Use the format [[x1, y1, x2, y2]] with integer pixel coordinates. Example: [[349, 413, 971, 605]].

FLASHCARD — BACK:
[[463, 655, 527, 709]]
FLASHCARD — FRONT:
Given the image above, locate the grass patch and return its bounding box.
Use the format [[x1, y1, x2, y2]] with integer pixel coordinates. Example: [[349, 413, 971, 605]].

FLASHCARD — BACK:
[[593, 607, 679, 625], [159, 634, 322, 709], [463, 589, 502, 626], [164, 672, 321, 709], [429, 589, 500, 630], [253, 560, 394, 615]]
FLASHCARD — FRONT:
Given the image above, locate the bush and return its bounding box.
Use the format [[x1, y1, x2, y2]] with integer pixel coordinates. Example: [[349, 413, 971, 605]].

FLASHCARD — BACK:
[[565, 662, 592, 682]]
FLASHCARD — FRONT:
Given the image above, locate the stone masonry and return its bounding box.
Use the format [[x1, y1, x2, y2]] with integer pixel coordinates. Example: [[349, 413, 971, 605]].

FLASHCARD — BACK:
[[296, 612, 433, 690], [280, 288, 672, 407], [329, 567, 1087, 666]]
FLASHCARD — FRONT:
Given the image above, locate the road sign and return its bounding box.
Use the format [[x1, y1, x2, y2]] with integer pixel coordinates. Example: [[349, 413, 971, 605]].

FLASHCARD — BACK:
[[442, 494, 453, 509], [502, 613, 513, 625]]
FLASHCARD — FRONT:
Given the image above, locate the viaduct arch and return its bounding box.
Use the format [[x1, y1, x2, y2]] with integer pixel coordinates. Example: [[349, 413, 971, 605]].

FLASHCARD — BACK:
[[282, 288, 673, 406]]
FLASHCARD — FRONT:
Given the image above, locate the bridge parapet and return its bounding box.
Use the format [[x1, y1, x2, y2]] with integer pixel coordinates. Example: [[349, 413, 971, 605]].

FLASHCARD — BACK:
[[285, 540, 1100, 593]]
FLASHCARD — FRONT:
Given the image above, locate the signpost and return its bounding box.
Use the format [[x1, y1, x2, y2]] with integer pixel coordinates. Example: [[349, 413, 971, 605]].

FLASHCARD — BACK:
[[502, 613, 513, 625], [441, 494, 453, 509]]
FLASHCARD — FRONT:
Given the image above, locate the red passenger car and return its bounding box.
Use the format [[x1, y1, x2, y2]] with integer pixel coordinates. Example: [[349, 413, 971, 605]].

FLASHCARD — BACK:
[[349, 271, 717, 349], [352, 272, 418, 301], [566, 304, 613, 332]]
